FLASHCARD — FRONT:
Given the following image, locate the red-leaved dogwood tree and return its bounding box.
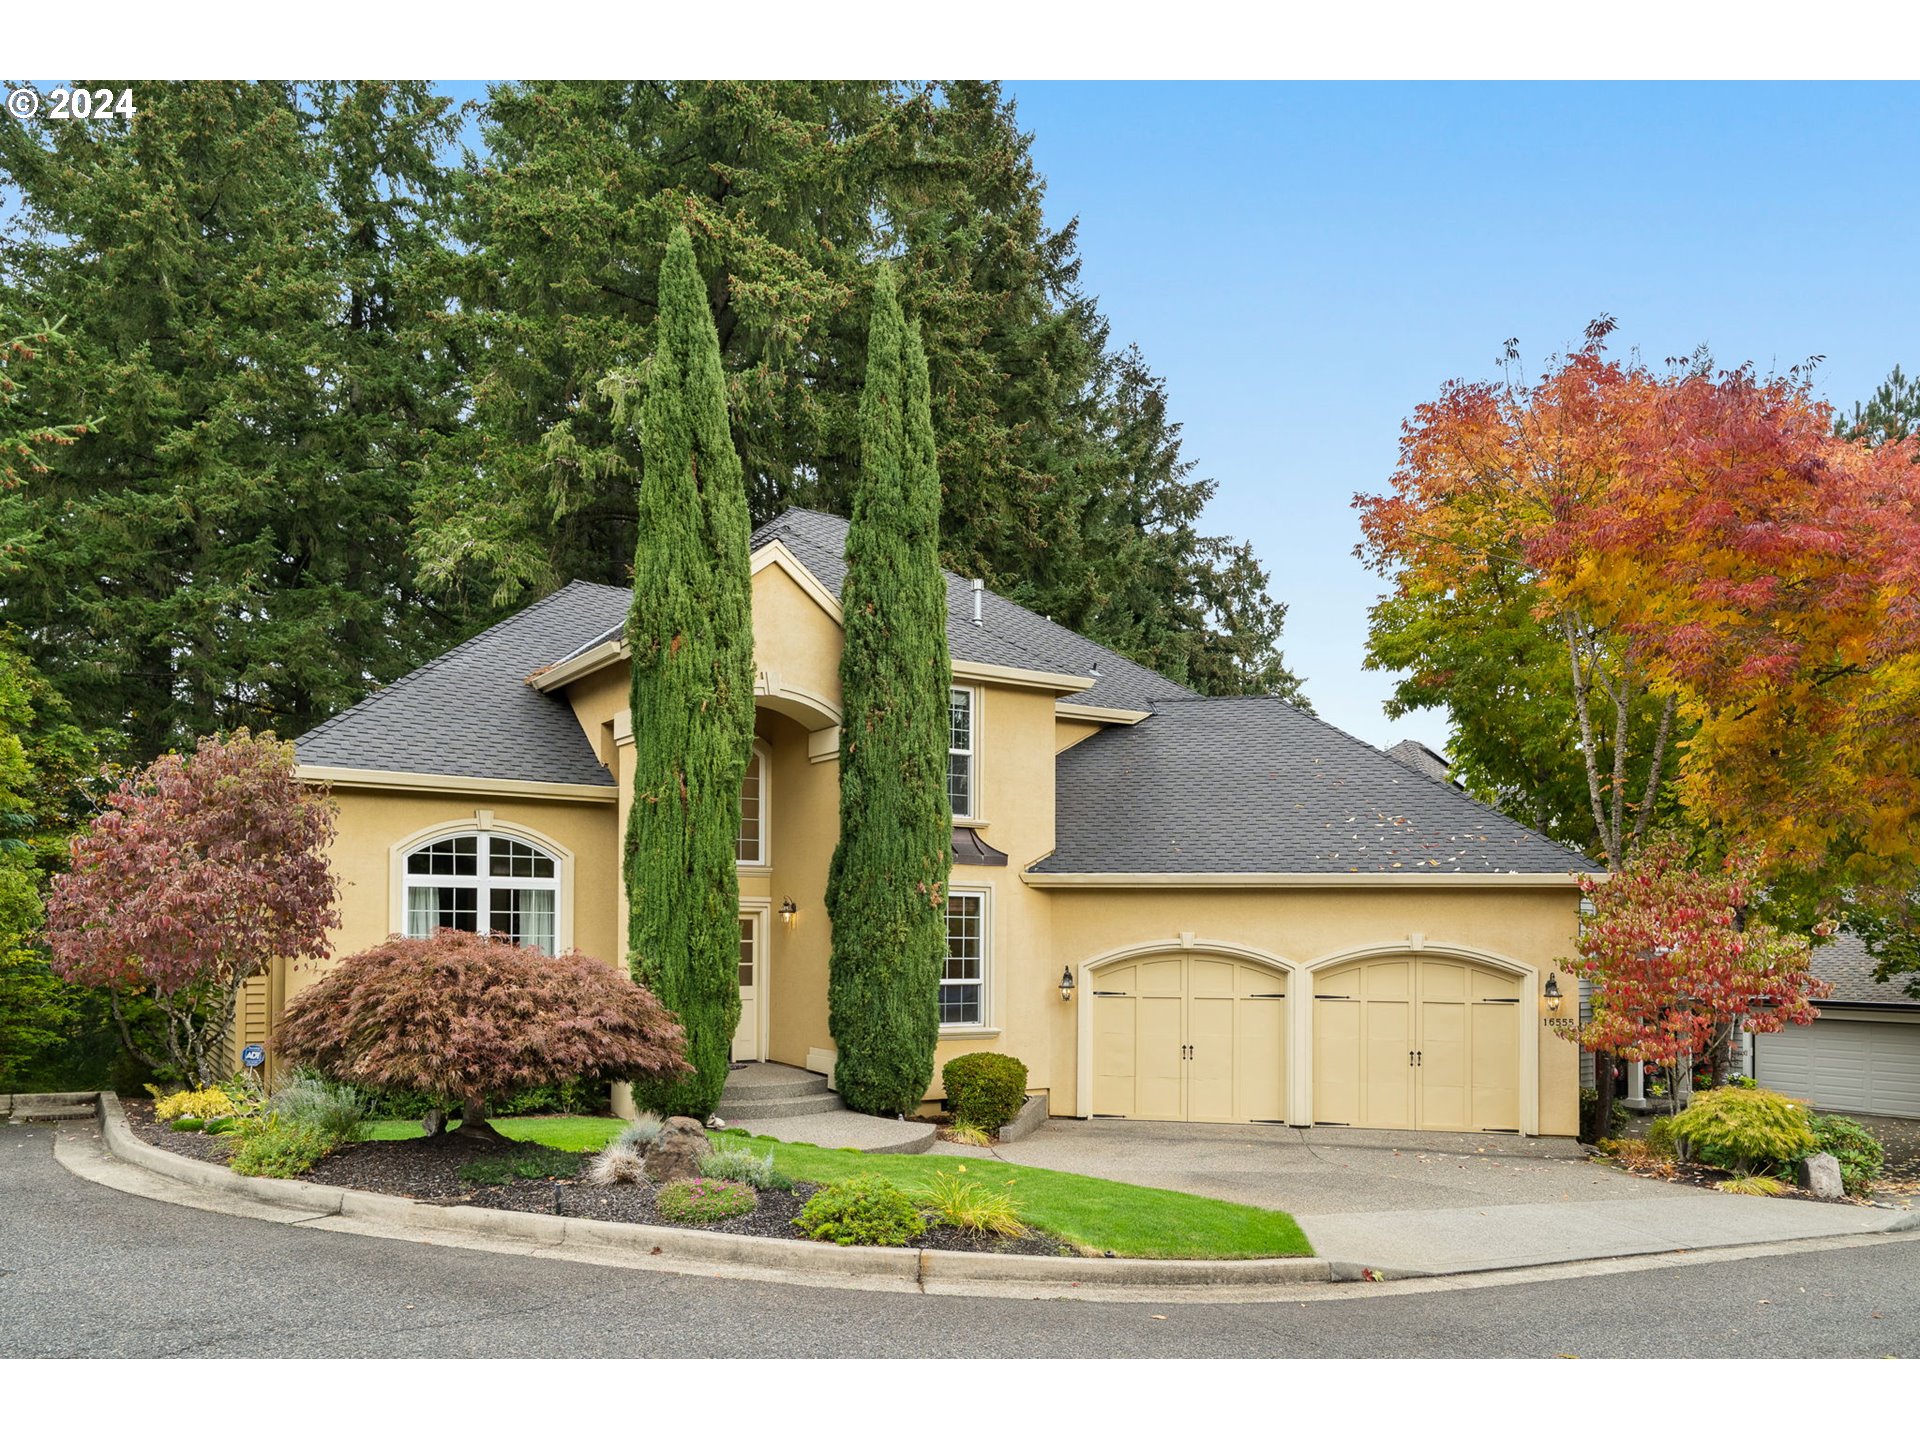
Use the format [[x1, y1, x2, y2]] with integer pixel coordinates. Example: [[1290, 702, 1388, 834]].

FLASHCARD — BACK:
[[45, 731, 338, 1085], [1562, 835, 1830, 1110], [276, 931, 689, 1140]]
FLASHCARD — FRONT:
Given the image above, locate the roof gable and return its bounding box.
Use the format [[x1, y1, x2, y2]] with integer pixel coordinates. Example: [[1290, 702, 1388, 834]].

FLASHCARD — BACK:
[[296, 581, 625, 788]]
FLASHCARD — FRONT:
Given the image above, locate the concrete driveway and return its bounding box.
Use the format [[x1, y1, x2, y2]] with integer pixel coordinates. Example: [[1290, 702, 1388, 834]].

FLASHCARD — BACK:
[[994, 1119, 1916, 1274]]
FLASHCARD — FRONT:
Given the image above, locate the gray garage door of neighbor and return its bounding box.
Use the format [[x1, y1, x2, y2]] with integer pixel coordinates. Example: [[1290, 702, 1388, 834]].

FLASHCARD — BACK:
[[1753, 1017, 1920, 1119]]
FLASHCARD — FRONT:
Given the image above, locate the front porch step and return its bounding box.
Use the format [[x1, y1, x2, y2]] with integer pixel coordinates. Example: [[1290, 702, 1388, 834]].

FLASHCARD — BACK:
[[718, 1091, 848, 1121], [9, 1103, 97, 1123]]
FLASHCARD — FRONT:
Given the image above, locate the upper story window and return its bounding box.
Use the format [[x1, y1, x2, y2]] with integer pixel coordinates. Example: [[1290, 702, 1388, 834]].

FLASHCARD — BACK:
[[737, 741, 769, 867], [404, 833, 558, 955], [948, 687, 976, 820]]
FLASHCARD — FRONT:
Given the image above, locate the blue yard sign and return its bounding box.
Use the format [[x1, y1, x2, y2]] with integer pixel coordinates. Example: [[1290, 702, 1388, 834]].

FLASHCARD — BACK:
[[241, 1044, 265, 1069]]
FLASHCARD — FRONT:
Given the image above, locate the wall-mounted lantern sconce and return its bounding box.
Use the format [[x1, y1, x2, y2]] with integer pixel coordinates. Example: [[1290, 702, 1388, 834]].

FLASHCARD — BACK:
[[1059, 967, 1076, 1003], [1544, 973, 1562, 1012], [779, 897, 798, 929]]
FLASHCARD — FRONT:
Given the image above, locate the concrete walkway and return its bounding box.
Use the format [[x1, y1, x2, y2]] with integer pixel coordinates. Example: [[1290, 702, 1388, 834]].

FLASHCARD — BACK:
[[994, 1118, 1919, 1275]]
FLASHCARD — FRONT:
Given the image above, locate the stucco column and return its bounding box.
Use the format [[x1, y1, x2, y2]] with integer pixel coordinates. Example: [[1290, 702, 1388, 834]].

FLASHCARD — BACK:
[[1625, 1060, 1647, 1110]]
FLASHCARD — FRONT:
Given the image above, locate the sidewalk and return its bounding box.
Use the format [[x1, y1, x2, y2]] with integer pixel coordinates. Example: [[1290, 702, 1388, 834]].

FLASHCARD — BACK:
[[994, 1118, 1919, 1276]]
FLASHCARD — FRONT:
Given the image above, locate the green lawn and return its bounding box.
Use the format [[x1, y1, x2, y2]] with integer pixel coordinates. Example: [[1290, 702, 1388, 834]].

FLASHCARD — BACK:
[[355, 1114, 1310, 1259], [361, 1115, 627, 1149]]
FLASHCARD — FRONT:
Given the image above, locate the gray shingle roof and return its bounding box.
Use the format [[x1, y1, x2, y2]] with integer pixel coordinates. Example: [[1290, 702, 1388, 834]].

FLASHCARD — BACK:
[[555, 509, 1196, 712], [296, 581, 626, 788], [1812, 932, 1920, 1007], [1034, 696, 1587, 875]]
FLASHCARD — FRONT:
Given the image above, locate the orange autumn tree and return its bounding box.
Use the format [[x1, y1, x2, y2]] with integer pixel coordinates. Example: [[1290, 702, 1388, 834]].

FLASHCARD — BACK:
[[1357, 320, 1674, 872]]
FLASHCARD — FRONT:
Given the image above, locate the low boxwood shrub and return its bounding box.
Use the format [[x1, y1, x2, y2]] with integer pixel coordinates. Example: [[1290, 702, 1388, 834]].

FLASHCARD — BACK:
[[941, 1052, 1029, 1135], [170, 1117, 205, 1132], [1666, 1086, 1815, 1176], [1803, 1115, 1885, 1196], [794, 1174, 927, 1247], [656, 1177, 757, 1226]]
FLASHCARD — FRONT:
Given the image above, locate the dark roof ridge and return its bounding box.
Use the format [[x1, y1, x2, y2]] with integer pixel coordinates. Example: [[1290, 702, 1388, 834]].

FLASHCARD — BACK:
[[300, 579, 618, 750]]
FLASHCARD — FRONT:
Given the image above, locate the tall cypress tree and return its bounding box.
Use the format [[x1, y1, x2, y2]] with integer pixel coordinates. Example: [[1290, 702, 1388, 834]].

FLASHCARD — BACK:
[[622, 227, 755, 1119], [826, 269, 953, 1116]]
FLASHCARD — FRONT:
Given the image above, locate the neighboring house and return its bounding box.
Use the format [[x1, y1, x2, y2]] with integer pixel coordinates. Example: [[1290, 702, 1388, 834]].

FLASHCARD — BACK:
[[1750, 932, 1920, 1120], [260, 508, 1591, 1136]]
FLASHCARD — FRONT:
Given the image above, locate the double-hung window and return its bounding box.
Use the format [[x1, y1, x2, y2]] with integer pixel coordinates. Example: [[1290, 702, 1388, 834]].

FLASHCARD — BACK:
[[403, 833, 559, 954], [942, 889, 989, 1027], [947, 687, 976, 820]]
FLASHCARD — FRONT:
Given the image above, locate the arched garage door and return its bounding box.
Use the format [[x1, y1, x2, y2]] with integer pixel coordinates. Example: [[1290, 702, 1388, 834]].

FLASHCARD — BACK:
[[1313, 955, 1522, 1133], [1090, 954, 1287, 1122]]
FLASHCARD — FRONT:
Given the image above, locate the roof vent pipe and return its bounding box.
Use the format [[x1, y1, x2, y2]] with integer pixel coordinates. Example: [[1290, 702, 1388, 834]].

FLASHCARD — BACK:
[[970, 578, 984, 626]]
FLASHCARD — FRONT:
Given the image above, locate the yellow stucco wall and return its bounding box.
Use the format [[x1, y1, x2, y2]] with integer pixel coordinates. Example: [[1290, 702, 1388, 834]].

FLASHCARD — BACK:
[[298, 785, 621, 1006]]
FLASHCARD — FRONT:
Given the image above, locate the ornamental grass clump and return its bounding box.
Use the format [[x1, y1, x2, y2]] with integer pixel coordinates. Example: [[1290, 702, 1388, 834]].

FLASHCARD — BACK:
[[585, 1143, 648, 1187], [656, 1177, 756, 1226], [1666, 1086, 1816, 1177], [267, 1070, 368, 1149], [916, 1170, 1026, 1238], [794, 1174, 927, 1247], [696, 1136, 779, 1189]]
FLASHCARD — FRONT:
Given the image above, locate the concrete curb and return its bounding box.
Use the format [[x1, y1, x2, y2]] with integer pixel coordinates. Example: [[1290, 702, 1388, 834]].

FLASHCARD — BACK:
[[84, 1091, 1340, 1298], [995, 1093, 1049, 1145]]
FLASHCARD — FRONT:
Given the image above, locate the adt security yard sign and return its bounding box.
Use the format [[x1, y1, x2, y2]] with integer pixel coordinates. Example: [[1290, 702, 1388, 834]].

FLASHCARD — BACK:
[[241, 1044, 265, 1069]]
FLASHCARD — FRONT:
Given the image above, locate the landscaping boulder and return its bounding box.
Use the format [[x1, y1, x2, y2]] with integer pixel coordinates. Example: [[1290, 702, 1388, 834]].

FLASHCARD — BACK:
[[642, 1116, 712, 1183], [1798, 1151, 1844, 1200]]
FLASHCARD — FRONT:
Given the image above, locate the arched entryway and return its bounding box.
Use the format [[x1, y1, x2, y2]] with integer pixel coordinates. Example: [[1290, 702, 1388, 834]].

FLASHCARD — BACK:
[[1081, 945, 1293, 1123]]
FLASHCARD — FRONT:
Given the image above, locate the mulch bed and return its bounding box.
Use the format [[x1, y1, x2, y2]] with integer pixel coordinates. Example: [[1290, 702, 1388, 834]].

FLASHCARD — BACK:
[[124, 1101, 1071, 1256]]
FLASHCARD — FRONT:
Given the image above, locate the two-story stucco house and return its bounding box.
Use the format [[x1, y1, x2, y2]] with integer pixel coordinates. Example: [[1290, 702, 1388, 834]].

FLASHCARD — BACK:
[[263, 508, 1590, 1136]]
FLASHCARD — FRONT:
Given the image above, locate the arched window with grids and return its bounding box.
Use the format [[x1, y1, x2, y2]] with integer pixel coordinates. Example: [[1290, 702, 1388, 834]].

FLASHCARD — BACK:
[[402, 832, 560, 955]]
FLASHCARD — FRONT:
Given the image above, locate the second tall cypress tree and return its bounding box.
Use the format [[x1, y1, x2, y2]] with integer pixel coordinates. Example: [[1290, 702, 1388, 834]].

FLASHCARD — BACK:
[[826, 269, 954, 1116], [622, 227, 755, 1119]]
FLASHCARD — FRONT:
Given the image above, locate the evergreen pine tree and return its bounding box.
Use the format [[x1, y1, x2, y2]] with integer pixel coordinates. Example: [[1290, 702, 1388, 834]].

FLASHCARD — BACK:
[[825, 269, 953, 1116], [621, 227, 755, 1119]]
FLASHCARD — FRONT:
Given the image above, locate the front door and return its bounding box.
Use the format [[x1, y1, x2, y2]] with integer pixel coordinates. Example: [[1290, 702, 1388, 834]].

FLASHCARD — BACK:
[[733, 911, 764, 1062]]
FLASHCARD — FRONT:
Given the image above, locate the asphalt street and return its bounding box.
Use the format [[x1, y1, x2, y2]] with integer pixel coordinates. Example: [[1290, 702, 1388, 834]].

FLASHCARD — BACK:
[[3, 1126, 1916, 1358]]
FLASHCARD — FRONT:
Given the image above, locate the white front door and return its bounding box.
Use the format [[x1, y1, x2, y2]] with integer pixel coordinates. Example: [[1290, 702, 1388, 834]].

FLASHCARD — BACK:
[[733, 911, 764, 1062]]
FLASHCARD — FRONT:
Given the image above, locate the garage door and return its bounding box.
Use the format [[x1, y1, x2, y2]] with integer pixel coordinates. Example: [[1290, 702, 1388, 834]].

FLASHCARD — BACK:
[[1753, 1018, 1920, 1119], [1090, 954, 1287, 1122], [1313, 955, 1521, 1133]]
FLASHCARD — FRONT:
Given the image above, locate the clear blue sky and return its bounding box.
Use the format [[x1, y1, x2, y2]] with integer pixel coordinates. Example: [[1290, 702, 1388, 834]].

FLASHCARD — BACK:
[[999, 81, 1920, 749]]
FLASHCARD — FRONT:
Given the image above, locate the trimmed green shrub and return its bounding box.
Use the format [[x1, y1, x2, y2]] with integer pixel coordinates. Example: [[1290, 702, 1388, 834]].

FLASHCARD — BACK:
[[203, 1116, 236, 1136], [942, 1052, 1028, 1134], [1667, 1086, 1815, 1176], [697, 1136, 779, 1189], [656, 1177, 757, 1226], [225, 1115, 334, 1178], [170, 1117, 204, 1132], [1804, 1115, 1885, 1196], [794, 1174, 928, 1247]]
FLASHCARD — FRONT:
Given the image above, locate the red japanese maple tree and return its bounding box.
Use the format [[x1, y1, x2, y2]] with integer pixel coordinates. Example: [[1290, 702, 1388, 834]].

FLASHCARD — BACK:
[[45, 731, 339, 1085], [276, 931, 689, 1140], [1563, 836, 1831, 1110]]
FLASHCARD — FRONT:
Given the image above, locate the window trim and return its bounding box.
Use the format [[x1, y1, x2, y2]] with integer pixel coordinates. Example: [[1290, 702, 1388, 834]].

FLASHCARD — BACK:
[[737, 738, 772, 870], [948, 685, 981, 823], [940, 886, 993, 1033], [388, 815, 574, 954]]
